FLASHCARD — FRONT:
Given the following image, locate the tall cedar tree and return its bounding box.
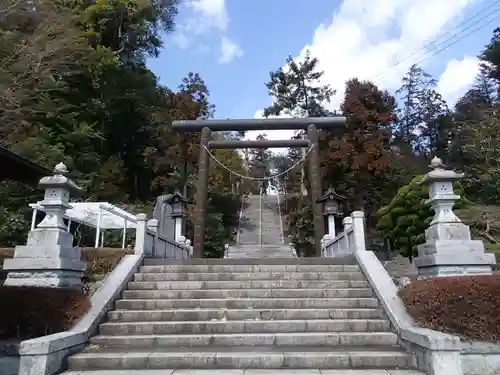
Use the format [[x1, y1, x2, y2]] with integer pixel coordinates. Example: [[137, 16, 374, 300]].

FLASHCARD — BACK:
[[0, 0, 246, 254], [480, 27, 500, 89], [323, 78, 395, 222], [263, 50, 334, 196], [248, 134, 272, 193], [264, 50, 334, 118], [395, 64, 448, 155]]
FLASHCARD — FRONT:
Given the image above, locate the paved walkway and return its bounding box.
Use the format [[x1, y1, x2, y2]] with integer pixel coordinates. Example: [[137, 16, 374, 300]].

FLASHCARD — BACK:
[[64, 369, 424, 374]]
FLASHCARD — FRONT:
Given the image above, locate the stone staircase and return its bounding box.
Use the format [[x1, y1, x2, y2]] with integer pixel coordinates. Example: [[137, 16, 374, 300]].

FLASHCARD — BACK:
[[63, 192, 422, 374], [65, 257, 421, 373]]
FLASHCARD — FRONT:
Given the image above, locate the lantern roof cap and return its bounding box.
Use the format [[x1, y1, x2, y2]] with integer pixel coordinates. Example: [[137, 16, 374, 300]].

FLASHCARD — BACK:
[[419, 156, 464, 185], [38, 162, 84, 196], [317, 186, 345, 203], [166, 190, 189, 204]]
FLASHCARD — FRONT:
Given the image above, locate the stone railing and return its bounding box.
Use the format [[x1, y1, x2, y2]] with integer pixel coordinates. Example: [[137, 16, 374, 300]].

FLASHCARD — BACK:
[[321, 211, 366, 256], [134, 215, 192, 259]]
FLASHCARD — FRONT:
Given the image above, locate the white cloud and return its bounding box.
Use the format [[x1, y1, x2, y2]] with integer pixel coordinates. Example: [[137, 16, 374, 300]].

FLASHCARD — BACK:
[[185, 0, 228, 34], [246, 111, 295, 148], [253, 0, 481, 143], [174, 0, 243, 62], [437, 56, 480, 105], [173, 32, 189, 49], [219, 37, 243, 64]]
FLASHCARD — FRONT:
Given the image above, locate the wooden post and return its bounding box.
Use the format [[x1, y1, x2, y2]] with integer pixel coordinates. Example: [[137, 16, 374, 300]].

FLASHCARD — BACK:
[[307, 124, 324, 257], [193, 127, 211, 258]]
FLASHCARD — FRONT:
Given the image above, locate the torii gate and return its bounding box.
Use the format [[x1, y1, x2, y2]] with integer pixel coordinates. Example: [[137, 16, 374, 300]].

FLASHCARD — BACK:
[[172, 117, 347, 258]]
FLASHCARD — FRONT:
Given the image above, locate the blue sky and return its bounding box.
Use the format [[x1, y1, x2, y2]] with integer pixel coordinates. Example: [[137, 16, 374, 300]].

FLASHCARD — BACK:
[[147, 0, 498, 140]]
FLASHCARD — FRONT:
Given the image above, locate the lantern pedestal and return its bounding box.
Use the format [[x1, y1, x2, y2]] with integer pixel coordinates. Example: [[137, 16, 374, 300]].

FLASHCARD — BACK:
[[3, 163, 86, 289], [167, 191, 189, 244], [317, 186, 345, 238], [174, 217, 183, 242], [327, 215, 336, 237], [415, 157, 495, 278]]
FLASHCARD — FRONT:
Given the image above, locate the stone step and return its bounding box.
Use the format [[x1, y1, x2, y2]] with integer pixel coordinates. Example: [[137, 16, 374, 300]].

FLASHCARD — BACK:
[[99, 319, 391, 335], [121, 288, 374, 300], [226, 255, 294, 259], [142, 257, 356, 265], [64, 369, 425, 375], [115, 297, 380, 310], [231, 244, 288, 248], [226, 252, 291, 255], [68, 347, 416, 370], [127, 280, 370, 290], [108, 308, 385, 322], [227, 252, 291, 256], [133, 272, 363, 282], [139, 264, 360, 273], [90, 331, 398, 348], [228, 250, 289, 253], [228, 247, 289, 250]]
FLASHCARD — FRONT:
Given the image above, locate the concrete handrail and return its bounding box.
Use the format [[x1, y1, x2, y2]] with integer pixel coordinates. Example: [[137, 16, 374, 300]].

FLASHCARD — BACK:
[[355, 248, 463, 375]]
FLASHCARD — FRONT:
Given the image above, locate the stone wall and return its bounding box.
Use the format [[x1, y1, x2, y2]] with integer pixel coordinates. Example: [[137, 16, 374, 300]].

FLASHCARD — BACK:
[[461, 341, 500, 375], [0, 342, 19, 375], [0, 246, 132, 374], [382, 254, 418, 281]]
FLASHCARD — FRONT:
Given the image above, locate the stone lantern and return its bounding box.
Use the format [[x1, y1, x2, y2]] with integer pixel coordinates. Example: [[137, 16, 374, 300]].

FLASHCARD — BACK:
[[317, 186, 345, 238], [167, 191, 189, 242], [414, 156, 495, 278], [3, 162, 86, 289]]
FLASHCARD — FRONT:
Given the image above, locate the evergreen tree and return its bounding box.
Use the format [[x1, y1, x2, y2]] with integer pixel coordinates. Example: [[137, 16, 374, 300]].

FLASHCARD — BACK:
[[248, 134, 272, 194], [395, 64, 449, 154], [264, 50, 335, 118]]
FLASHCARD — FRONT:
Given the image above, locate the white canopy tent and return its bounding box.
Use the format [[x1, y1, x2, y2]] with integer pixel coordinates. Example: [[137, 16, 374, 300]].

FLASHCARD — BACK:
[[29, 202, 138, 248]]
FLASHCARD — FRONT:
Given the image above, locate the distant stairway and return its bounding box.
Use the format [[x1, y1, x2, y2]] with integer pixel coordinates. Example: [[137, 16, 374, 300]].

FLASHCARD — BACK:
[[226, 194, 295, 258]]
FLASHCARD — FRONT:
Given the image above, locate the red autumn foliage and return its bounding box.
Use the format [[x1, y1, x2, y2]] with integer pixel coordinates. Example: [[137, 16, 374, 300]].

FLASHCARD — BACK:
[[0, 286, 89, 340], [320, 79, 396, 215], [399, 275, 500, 341]]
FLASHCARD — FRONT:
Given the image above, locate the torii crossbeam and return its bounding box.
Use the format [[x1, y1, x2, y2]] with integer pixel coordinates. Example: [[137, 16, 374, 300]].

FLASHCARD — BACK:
[[171, 117, 347, 258]]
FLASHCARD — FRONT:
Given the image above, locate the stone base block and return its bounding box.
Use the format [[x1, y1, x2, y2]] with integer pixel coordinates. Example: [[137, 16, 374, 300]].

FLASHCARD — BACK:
[[13, 245, 81, 260], [2, 257, 86, 289], [425, 222, 471, 242], [415, 251, 496, 278], [4, 271, 83, 289], [417, 240, 484, 257], [25, 228, 74, 248], [2, 257, 86, 272]]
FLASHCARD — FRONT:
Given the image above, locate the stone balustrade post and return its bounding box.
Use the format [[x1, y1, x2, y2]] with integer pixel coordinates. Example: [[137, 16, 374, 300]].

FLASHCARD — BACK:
[[321, 235, 328, 257], [3, 162, 86, 289], [134, 214, 148, 255], [147, 218, 159, 257], [186, 239, 193, 258], [351, 211, 366, 252], [342, 216, 353, 253]]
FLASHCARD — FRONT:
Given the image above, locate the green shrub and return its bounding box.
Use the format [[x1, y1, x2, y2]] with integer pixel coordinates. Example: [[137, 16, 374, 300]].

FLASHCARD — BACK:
[[376, 175, 466, 259]]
